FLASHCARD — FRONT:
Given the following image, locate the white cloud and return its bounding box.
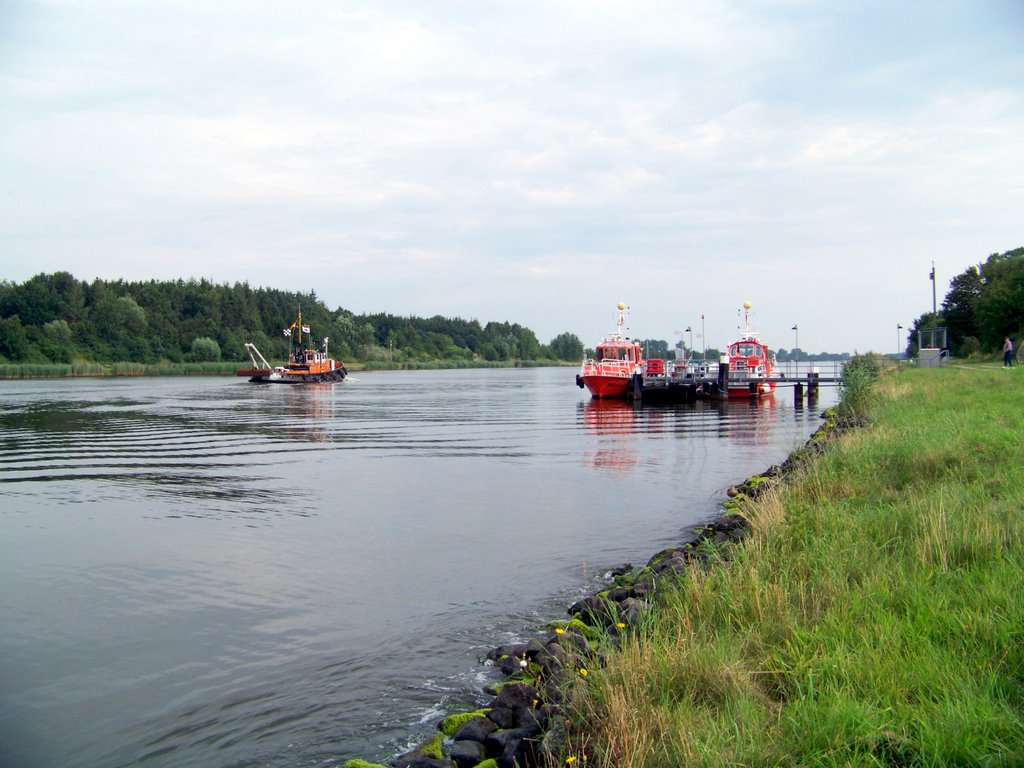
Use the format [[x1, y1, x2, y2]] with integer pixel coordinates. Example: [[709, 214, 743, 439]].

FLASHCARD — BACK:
[[1, 1, 1023, 352]]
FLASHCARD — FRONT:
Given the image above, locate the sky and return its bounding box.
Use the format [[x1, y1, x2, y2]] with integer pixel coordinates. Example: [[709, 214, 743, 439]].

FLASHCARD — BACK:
[[2, 1, 1023, 355]]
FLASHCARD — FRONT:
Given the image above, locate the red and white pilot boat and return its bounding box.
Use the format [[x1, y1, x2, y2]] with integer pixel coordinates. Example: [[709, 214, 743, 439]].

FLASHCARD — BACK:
[[237, 312, 348, 384], [725, 301, 781, 398], [575, 302, 644, 398]]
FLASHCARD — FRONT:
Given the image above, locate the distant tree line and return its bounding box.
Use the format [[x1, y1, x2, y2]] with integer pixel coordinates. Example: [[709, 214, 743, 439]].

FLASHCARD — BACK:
[[0, 273, 586, 365], [633, 337, 848, 363], [907, 246, 1024, 357]]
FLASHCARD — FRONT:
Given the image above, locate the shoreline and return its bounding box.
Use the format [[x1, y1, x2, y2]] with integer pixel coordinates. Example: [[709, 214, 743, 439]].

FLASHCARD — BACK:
[[342, 407, 842, 768]]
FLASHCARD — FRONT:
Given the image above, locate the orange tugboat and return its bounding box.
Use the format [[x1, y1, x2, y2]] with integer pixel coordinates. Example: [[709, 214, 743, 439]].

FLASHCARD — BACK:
[[575, 302, 644, 398], [236, 312, 348, 384], [724, 301, 780, 398]]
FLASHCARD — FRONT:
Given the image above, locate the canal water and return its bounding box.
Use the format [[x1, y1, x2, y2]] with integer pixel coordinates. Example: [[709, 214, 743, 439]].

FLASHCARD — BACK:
[[0, 368, 835, 768]]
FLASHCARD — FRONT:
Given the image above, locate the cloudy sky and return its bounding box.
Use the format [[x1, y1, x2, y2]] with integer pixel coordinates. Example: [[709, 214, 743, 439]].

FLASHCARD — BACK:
[[2, 1, 1022, 354]]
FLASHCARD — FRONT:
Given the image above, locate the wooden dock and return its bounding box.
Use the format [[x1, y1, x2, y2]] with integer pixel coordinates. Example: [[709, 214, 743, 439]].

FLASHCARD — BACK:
[[629, 363, 843, 403]]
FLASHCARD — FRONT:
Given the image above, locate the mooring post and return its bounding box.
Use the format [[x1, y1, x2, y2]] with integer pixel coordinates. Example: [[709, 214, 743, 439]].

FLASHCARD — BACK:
[[794, 381, 804, 405], [717, 356, 730, 394], [807, 367, 819, 401]]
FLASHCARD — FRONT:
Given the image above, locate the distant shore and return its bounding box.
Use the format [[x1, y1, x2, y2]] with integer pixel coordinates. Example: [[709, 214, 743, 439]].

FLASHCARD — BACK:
[[0, 359, 578, 380]]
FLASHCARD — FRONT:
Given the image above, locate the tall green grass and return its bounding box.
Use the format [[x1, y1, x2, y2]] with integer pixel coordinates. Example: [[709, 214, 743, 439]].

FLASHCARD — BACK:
[[571, 365, 1024, 767], [0, 363, 74, 378], [0, 361, 245, 378], [142, 362, 242, 376]]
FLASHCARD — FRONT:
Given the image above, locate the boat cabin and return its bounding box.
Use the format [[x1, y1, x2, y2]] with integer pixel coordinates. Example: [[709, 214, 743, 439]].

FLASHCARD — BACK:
[[291, 349, 325, 366], [730, 341, 766, 359], [596, 343, 641, 363]]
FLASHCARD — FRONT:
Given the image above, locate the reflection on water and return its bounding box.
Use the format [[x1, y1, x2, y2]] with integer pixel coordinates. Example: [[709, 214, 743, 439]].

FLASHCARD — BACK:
[[580, 399, 638, 473], [0, 370, 835, 768]]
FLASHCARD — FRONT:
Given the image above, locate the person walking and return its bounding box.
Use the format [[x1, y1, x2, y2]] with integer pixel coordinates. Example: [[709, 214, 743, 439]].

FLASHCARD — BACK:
[[1003, 337, 1014, 367]]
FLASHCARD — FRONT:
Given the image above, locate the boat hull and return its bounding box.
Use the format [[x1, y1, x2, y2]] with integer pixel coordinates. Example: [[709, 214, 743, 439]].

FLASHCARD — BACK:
[[581, 374, 631, 398], [241, 366, 348, 384], [727, 380, 777, 399]]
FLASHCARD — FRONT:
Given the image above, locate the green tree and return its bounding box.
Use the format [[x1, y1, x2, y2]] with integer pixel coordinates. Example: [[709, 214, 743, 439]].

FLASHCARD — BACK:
[[639, 338, 669, 358], [91, 294, 147, 344], [549, 332, 584, 361], [190, 336, 222, 361], [975, 248, 1024, 351], [941, 265, 982, 356], [512, 325, 540, 359], [0, 316, 29, 361], [40, 319, 75, 363]]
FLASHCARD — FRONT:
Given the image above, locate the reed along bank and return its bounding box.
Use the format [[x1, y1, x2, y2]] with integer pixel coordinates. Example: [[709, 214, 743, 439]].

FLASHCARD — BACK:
[[568, 362, 1024, 767]]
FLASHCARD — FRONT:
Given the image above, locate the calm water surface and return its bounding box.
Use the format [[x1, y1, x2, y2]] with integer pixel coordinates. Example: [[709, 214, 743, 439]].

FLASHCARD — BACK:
[[0, 368, 835, 767]]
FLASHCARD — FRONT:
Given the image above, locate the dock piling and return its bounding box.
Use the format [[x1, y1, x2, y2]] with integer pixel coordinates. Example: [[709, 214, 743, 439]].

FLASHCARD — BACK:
[[807, 368, 819, 401]]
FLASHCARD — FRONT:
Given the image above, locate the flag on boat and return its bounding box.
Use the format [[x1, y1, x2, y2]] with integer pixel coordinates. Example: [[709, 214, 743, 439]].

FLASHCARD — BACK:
[[283, 328, 292, 336], [302, 326, 310, 334]]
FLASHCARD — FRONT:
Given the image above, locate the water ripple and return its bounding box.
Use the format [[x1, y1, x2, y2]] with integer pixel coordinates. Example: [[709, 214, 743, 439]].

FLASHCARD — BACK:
[[0, 370, 835, 768]]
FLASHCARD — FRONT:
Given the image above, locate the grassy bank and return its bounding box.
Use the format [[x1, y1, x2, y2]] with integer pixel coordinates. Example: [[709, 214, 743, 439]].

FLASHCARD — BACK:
[[572, 363, 1024, 766]]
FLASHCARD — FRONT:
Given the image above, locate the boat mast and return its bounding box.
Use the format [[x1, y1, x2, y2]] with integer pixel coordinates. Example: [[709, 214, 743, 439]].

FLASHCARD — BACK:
[[616, 301, 628, 338]]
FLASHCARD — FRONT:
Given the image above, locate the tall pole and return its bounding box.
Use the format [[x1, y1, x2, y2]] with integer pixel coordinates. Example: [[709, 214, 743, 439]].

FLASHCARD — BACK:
[[701, 313, 705, 360], [930, 261, 937, 315], [897, 323, 903, 357], [685, 326, 693, 359]]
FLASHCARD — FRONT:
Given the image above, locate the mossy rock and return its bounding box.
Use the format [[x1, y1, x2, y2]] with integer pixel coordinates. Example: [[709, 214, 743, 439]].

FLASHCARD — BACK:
[[647, 547, 678, 567], [610, 569, 640, 588], [739, 474, 772, 492], [342, 761, 389, 768], [417, 732, 445, 760], [567, 617, 604, 643], [439, 709, 491, 736], [472, 760, 499, 768], [398, 731, 446, 763]]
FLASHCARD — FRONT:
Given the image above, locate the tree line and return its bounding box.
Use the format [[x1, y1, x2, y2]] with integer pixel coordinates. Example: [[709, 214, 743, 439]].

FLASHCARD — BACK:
[[907, 246, 1024, 358], [636, 338, 849, 363], [0, 273, 586, 366]]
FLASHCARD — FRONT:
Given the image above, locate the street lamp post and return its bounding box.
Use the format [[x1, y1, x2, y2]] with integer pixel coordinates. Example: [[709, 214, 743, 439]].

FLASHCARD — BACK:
[[684, 326, 692, 360], [897, 324, 903, 359], [791, 324, 799, 374]]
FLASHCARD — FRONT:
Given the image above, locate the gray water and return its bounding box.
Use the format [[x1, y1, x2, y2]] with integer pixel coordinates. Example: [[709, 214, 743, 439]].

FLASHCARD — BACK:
[[0, 368, 835, 768]]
